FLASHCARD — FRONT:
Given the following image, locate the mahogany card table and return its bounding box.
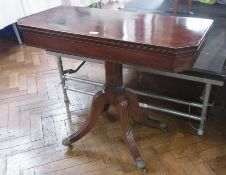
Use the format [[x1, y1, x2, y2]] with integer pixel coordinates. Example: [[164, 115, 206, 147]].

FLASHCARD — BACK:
[[18, 6, 213, 171]]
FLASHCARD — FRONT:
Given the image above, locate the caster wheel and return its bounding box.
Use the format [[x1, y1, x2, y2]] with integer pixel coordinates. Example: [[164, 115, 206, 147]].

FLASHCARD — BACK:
[[198, 129, 204, 136]]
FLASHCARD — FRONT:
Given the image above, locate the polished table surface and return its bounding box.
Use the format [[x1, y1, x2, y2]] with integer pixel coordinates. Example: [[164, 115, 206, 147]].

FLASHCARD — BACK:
[[18, 6, 213, 72], [18, 6, 213, 171]]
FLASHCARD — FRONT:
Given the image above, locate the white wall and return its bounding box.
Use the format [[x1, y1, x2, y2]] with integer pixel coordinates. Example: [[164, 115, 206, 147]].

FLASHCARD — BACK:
[[0, 0, 101, 29]]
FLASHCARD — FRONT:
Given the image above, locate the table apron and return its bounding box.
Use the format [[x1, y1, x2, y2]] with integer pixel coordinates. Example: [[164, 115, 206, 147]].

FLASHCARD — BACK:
[[23, 31, 195, 72]]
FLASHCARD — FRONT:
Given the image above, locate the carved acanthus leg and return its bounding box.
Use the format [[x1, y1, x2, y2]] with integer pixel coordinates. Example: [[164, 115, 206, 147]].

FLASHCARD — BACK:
[[126, 91, 167, 131], [116, 95, 146, 171], [62, 90, 106, 148]]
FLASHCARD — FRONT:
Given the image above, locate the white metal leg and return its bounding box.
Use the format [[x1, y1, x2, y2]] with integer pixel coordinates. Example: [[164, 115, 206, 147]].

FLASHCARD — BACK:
[[198, 83, 212, 135], [57, 56, 69, 102], [12, 23, 22, 45]]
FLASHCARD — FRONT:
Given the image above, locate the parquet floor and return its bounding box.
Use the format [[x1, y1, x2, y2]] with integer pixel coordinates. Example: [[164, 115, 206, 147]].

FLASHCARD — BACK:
[[0, 45, 226, 175]]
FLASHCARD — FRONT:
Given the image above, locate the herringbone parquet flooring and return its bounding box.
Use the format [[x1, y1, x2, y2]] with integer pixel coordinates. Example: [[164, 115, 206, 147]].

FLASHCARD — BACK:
[[1, 45, 226, 175]]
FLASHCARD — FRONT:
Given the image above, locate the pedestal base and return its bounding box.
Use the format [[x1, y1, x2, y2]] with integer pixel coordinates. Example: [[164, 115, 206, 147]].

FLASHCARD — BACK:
[[62, 87, 167, 170], [62, 61, 167, 171]]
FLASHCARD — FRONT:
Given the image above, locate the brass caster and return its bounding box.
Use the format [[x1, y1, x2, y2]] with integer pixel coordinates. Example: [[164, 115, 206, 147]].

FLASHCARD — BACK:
[[160, 123, 168, 133], [135, 158, 147, 173], [62, 137, 73, 149]]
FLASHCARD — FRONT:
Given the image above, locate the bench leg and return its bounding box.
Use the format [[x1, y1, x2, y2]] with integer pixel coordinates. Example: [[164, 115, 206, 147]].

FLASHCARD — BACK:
[[174, 0, 192, 15], [198, 83, 212, 135], [173, 0, 179, 15], [57, 56, 69, 102], [187, 0, 192, 12]]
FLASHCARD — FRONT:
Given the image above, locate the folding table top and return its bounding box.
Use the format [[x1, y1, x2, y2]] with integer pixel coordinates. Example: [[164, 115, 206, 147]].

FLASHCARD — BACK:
[[18, 6, 213, 72]]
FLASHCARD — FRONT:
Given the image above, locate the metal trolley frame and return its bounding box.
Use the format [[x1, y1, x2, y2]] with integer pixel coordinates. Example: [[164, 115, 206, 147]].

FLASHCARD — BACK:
[[48, 51, 224, 136]]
